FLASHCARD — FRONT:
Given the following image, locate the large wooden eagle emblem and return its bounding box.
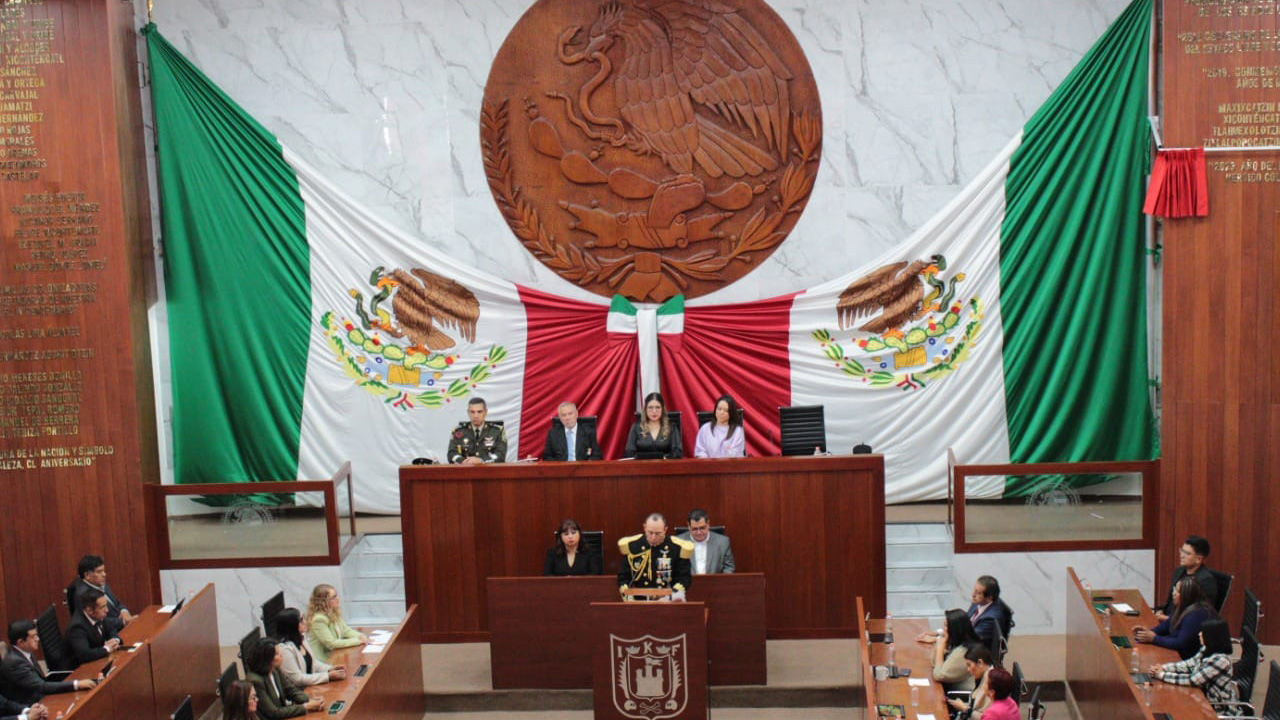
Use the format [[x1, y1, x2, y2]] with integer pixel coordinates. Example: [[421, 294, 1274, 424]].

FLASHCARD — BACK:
[[482, 0, 822, 302]]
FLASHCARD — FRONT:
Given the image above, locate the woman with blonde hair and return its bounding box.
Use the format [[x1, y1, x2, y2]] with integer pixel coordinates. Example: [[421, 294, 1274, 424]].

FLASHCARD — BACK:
[[305, 583, 365, 664]]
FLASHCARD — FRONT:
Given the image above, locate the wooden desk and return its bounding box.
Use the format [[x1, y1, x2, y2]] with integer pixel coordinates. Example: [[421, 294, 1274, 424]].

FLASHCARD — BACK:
[[487, 574, 766, 688], [1065, 567, 1217, 720], [401, 455, 886, 642], [42, 584, 220, 720], [857, 614, 949, 720], [306, 606, 425, 720]]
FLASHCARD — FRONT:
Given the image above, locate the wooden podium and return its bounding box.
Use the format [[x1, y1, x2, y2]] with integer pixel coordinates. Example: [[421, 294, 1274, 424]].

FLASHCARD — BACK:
[[591, 602, 709, 720]]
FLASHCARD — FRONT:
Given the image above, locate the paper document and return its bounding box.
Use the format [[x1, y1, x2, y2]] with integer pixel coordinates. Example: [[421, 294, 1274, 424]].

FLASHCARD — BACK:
[[1112, 602, 1135, 613], [917, 714, 937, 720], [159, 605, 176, 613], [363, 644, 386, 654], [908, 677, 931, 687]]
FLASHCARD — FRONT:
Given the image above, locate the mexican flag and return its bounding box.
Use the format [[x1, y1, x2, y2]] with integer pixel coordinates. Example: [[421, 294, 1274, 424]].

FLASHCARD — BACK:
[[146, 0, 1156, 512]]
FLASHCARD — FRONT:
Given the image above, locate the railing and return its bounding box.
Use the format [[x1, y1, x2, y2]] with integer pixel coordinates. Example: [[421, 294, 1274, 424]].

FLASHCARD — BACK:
[[147, 462, 359, 568], [951, 457, 1160, 553]]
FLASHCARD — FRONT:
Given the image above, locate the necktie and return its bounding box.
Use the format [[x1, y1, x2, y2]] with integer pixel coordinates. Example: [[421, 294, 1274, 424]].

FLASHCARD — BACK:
[[567, 428, 576, 460], [970, 607, 979, 623]]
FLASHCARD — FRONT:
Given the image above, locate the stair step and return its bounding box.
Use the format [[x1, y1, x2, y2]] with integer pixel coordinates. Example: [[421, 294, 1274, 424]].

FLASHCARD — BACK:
[[885, 523, 951, 543], [886, 542, 954, 565], [887, 566, 952, 592]]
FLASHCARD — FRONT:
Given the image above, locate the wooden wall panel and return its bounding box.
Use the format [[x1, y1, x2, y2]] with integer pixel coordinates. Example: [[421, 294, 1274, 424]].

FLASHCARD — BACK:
[[0, 0, 157, 626], [1158, 1, 1280, 642], [400, 455, 886, 642]]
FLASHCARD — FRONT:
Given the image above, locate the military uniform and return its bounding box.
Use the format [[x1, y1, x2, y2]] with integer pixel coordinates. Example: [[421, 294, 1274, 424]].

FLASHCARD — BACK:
[[617, 534, 693, 599], [447, 421, 507, 463]]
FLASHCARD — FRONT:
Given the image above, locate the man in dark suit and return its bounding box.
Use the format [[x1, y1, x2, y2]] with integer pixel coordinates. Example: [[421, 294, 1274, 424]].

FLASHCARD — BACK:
[[542, 402, 601, 461], [0, 620, 96, 703], [1156, 535, 1218, 620], [0, 690, 47, 720], [68, 554, 133, 637], [966, 575, 1013, 646], [67, 590, 121, 666]]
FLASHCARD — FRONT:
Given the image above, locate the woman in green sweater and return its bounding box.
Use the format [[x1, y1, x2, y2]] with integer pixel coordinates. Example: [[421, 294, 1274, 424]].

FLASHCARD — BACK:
[[305, 584, 366, 664]]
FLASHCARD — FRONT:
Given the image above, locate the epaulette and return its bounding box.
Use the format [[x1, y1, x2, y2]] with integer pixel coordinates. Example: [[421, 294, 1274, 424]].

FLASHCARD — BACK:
[[618, 534, 642, 553], [671, 535, 694, 559]]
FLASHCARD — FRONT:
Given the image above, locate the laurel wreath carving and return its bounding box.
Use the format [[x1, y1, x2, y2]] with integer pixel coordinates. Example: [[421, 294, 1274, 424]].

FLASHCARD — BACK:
[[481, 99, 820, 291]]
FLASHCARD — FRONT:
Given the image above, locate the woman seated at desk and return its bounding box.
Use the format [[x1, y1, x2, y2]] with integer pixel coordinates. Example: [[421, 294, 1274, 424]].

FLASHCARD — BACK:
[[978, 668, 1020, 720], [306, 583, 367, 664], [1135, 576, 1216, 659], [694, 394, 745, 458], [1149, 617, 1240, 716], [625, 392, 682, 459], [243, 638, 324, 718], [916, 608, 981, 691], [274, 608, 346, 687], [544, 518, 601, 576], [222, 679, 261, 720]]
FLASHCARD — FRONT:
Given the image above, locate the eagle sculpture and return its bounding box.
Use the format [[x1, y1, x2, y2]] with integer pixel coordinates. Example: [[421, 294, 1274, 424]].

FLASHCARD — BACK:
[[384, 268, 480, 352], [836, 255, 947, 335], [558, 0, 793, 179]]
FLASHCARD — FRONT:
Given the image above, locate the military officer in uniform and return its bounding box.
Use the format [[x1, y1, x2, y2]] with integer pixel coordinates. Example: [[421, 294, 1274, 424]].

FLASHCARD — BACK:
[[448, 397, 507, 464], [617, 513, 693, 601]]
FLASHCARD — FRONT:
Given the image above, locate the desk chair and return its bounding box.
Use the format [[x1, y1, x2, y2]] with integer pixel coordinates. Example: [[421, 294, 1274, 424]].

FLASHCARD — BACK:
[[778, 405, 825, 455], [260, 590, 284, 638], [238, 626, 261, 675], [1011, 661, 1026, 701], [1026, 684, 1045, 719], [217, 662, 240, 701], [170, 695, 193, 720], [1235, 627, 1261, 704], [1237, 587, 1264, 649], [36, 604, 74, 671], [1210, 569, 1234, 614], [1218, 658, 1279, 719]]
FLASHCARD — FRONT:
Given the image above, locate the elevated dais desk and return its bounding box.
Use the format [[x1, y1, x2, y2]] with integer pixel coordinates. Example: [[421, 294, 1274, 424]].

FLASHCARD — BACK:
[[401, 455, 886, 642], [488, 574, 765, 688]]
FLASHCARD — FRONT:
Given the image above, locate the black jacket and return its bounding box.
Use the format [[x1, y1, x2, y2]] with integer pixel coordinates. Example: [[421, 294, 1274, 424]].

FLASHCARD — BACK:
[[542, 422, 601, 461], [0, 647, 76, 703], [67, 610, 115, 666]]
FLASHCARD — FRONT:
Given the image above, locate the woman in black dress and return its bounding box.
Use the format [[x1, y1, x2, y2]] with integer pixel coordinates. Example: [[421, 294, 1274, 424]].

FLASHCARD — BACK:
[[544, 518, 601, 576], [625, 392, 683, 459]]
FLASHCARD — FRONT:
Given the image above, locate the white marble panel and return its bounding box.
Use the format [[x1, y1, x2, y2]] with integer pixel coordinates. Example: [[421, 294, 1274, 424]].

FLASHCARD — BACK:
[[144, 0, 1133, 307], [161, 567, 347, 645], [951, 549, 1155, 636]]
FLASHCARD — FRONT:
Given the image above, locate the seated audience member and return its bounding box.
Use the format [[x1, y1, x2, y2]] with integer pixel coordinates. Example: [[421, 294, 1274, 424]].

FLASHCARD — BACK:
[[916, 609, 981, 691], [947, 645, 995, 719], [544, 518, 602, 576], [0, 620, 96, 703], [447, 397, 507, 464], [273, 608, 345, 687], [675, 509, 735, 574], [222, 679, 261, 720], [967, 575, 1014, 646], [694, 395, 745, 458], [305, 584, 365, 664], [67, 589, 121, 666], [243, 638, 323, 718], [618, 513, 693, 601], [625, 392, 683, 459], [0, 691, 47, 720], [1149, 617, 1240, 716], [1157, 535, 1217, 620], [1135, 576, 1215, 659], [976, 668, 1019, 720], [543, 402, 601, 461], [69, 554, 133, 636]]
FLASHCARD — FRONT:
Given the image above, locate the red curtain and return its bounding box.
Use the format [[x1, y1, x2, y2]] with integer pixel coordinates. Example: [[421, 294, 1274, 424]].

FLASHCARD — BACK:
[[517, 287, 638, 460], [657, 294, 797, 457], [1143, 148, 1208, 218]]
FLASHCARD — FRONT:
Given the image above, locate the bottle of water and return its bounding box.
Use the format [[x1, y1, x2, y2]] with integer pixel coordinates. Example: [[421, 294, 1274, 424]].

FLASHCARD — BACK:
[[1103, 607, 1112, 633], [885, 613, 894, 644], [1144, 681, 1152, 706], [911, 686, 920, 707], [1131, 649, 1140, 675], [888, 642, 896, 674]]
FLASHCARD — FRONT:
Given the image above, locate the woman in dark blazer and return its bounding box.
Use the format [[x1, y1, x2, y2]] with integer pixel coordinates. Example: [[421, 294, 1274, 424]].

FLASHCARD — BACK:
[[544, 518, 602, 576], [625, 392, 682, 459], [1135, 576, 1216, 659], [243, 638, 323, 718]]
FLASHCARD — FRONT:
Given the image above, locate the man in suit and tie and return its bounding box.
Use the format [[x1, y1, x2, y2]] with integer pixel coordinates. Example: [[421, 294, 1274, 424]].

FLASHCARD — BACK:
[[0, 620, 96, 703], [675, 509, 736, 574], [67, 590, 121, 667], [69, 555, 133, 637], [542, 402, 601, 461], [966, 575, 1014, 647], [0, 690, 47, 720]]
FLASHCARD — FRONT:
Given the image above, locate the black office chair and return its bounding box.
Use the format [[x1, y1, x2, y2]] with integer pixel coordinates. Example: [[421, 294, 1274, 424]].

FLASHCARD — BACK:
[[36, 604, 75, 671], [1026, 684, 1045, 719], [778, 405, 825, 455], [1239, 587, 1263, 645], [549, 529, 605, 574], [216, 661, 240, 700], [989, 622, 1007, 667], [261, 591, 284, 638], [1011, 661, 1026, 702], [1235, 627, 1260, 703], [1217, 658, 1279, 719], [238, 626, 261, 674], [170, 695, 193, 720], [1209, 569, 1234, 614]]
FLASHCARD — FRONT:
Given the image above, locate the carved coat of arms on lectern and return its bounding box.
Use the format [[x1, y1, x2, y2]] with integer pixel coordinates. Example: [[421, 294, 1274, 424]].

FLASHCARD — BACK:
[[611, 634, 688, 719]]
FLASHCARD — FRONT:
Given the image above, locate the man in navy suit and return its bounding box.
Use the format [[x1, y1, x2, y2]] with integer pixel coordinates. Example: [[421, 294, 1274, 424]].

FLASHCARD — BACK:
[[69, 555, 133, 638], [966, 575, 1013, 646], [0, 620, 96, 703], [67, 590, 121, 667], [542, 402, 601, 461]]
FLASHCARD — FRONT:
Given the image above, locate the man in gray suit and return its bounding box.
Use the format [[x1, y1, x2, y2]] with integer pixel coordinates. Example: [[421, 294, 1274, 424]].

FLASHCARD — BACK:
[[676, 509, 735, 574]]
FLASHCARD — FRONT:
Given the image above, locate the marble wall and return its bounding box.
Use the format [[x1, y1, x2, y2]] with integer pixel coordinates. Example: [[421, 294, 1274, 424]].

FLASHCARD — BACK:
[[142, 0, 1133, 306], [161, 566, 346, 645], [952, 549, 1155, 635]]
